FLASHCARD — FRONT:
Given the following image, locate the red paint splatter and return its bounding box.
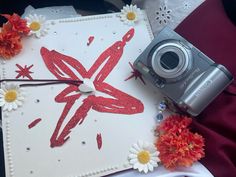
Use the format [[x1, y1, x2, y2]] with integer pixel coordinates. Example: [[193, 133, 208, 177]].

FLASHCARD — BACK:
[[15, 64, 34, 80], [87, 36, 94, 46], [125, 62, 146, 85], [40, 28, 144, 148], [28, 118, 42, 129], [96, 133, 102, 150]]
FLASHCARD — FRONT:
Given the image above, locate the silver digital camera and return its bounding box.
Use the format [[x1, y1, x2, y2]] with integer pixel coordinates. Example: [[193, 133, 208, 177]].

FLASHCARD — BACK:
[[134, 27, 233, 116]]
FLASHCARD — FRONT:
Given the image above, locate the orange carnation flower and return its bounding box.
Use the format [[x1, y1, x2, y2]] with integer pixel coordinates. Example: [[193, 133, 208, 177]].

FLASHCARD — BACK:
[[155, 115, 205, 169], [156, 114, 192, 135], [0, 31, 22, 59], [156, 129, 205, 170], [1, 23, 12, 33], [1, 13, 30, 36]]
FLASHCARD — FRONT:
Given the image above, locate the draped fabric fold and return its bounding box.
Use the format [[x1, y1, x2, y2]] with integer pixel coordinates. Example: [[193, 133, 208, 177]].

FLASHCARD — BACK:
[[176, 0, 236, 177]]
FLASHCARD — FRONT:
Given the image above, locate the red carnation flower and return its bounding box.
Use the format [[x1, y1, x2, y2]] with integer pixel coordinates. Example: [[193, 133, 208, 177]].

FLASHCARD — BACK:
[[0, 31, 22, 59], [1, 13, 30, 36], [156, 115, 192, 135], [156, 129, 205, 170]]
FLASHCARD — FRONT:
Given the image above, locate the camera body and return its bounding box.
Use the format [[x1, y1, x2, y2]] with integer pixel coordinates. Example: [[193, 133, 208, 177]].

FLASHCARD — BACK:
[[134, 27, 233, 116]]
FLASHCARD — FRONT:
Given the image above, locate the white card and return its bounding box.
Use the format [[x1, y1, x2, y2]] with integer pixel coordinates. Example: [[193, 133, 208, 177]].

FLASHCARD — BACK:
[[1, 12, 166, 177]]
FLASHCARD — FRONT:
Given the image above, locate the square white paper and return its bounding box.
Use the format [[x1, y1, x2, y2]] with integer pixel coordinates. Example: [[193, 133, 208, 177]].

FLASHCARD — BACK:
[[1, 12, 166, 177]]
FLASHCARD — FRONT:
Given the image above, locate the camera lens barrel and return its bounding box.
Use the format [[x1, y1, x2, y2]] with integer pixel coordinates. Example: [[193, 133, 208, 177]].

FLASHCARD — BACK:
[[151, 40, 192, 82]]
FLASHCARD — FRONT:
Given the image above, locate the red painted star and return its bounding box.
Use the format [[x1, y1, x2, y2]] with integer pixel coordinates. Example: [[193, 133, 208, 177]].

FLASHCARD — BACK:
[[15, 64, 34, 80], [40, 28, 144, 148], [125, 62, 146, 85]]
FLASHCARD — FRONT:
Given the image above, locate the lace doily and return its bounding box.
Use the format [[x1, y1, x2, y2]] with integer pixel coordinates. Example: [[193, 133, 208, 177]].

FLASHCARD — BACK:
[[22, 5, 80, 19], [132, 0, 205, 36]]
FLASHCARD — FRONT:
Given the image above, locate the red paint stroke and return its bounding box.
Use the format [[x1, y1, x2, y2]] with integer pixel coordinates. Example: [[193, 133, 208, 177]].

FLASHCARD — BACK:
[[87, 36, 94, 46], [28, 118, 42, 129], [40, 28, 144, 148], [125, 62, 146, 85], [96, 133, 102, 150], [15, 64, 34, 80]]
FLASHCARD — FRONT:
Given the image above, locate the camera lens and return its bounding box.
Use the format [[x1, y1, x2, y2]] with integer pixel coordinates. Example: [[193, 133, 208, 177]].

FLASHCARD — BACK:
[[151, 40, 192, 80], [160, 52, 179, 70]]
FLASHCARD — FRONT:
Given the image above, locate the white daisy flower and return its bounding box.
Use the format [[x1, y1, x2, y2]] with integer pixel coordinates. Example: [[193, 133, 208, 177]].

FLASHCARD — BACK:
[[128, 141, 160, 173], [25, 14, 49, 38], [120, 4, 142, 26], [0, 83, 25, 112]]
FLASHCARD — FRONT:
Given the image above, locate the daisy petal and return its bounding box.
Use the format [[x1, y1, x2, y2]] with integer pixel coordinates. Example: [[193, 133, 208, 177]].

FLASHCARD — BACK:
[[150, 160, 158, 167], [129, 147, 138, 154], [147, 163, 154, 171], [143, 142, 150, 149], [133, 143, 141, 151], [0, 100, 5, 106], [151, 151, 159, 157], [12, 102, 18, 110], [137, 164, 144, 172], [133, 162, 140, 170], [3, 104, 8, 111], [17, 96, 25, 101], [129, 158, 138, 165], [8, 104, 13, 111], [137, 140, 144, 148], [128, 153, 137, 159], [35, 32, 41, 38], [0, 89, 5, 95], [15, 100, 23, 106], [143, 165, 148, 173], [124, 5, 129, 11]]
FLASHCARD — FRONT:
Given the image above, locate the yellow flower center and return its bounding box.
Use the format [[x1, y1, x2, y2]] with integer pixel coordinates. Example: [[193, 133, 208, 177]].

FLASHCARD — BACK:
[[137, 151, 150, 164], [126, 12, 136, 20], [4, 90, 17, 102], [29, 22, 41, 31]]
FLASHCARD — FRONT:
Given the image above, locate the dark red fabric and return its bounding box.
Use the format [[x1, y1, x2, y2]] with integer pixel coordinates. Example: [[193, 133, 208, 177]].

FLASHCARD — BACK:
[[175, 0, 236, 177]]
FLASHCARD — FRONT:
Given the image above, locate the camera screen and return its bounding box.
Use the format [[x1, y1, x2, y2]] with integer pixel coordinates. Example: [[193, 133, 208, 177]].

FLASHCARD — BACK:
[[160, 51, 179, 70]]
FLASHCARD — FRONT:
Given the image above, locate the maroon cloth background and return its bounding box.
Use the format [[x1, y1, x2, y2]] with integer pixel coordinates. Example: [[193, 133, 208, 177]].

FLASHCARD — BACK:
[[175, 0, 236, 177]]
